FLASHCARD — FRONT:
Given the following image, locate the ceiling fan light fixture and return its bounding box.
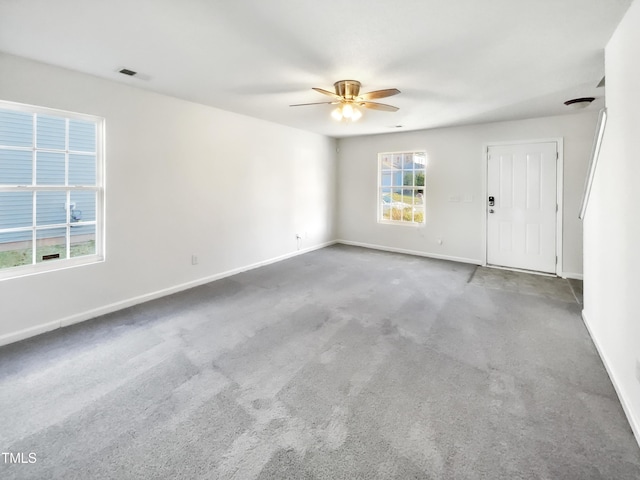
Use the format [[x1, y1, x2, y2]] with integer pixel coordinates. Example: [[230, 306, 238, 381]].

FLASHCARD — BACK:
[[342, 103, 354, 118], [331, 107, 343, 121], [331, 104, 362, 122]]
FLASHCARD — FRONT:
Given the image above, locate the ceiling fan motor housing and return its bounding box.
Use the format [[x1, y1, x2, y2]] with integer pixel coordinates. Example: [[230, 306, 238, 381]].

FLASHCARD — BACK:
[[334, 80, 361, 99]]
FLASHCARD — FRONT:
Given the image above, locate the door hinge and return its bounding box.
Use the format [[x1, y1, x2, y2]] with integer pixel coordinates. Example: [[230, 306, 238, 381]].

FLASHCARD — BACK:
[[556, 255, 558, 264], [556, 204, 558, 212], [556, 152, 559, 160]]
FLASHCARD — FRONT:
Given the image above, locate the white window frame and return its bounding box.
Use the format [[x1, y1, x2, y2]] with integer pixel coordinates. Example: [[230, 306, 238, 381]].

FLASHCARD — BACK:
[[377, 150, 426, 226], [0, 100, 105, 280]]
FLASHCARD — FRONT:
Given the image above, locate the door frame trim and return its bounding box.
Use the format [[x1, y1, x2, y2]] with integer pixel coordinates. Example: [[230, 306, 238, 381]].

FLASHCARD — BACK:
[[481, 138, 564, 277]]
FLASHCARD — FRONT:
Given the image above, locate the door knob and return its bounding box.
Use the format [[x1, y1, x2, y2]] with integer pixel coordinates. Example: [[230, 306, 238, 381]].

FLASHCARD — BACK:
[[489, 209, 495, 214]]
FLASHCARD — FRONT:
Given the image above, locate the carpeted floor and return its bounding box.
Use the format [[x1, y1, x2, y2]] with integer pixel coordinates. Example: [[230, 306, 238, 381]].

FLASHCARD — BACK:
[[1, 244, 638, 479], [469, 266, 581, 304]]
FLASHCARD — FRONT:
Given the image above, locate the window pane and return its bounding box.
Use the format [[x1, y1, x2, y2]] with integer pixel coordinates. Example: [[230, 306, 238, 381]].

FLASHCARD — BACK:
[[0, 109, 32, 147], [402, 153, 411, 169], [70, 224, 95, 258], [381, 171, 392, 187], [0, 192, 33, 229], [36, 115, 65, 150], [392, 170, 403, 187], [36, 151, 65, 185], [392, 154, 402, 169], [391, 207, 403, 221], [381, 188, 391, 220], [36, 227, 67, 263], [69, 153, 96, 185], [36, 191, 66, 226], [403, 172, 414, 186], [381, 155, 393, 171], [413, 152, 426, 168], [69, 120, 96, 152], [403, 206, 413, 222], [404, 191, 414, 222], [404, 190, 414, 205], [70, 191, 96, 222], [415, 171, 425, 187], [0, 230, 33, 268], [0, 150, 32, 185]]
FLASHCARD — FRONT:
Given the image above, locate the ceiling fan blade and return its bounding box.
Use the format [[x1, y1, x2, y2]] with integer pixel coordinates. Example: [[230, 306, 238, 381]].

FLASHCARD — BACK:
[[358, 88, 401, 101], [360, 101, 399, 112], [312, 87, 342, 100], [290, 101, 339, 107]]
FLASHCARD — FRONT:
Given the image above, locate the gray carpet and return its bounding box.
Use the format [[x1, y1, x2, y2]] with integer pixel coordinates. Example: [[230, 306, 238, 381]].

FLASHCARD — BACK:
[[0, 244, 638, 479], [469, 267, 582, 305]]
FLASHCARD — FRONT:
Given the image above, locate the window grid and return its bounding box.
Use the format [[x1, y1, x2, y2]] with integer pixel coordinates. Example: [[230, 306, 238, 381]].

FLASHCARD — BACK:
[[378, 151, 426, 225], [0, 101, 103, 277]]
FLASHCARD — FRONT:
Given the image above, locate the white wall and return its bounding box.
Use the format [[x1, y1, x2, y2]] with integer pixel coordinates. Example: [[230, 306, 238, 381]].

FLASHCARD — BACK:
[[583, 0, 640, 444], [0, 53, 337, 345], [337, 113, 597, 276]]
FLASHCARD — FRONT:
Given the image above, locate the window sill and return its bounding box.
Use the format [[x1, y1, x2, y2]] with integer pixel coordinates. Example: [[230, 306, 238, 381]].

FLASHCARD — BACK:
[[377, 220, 425, 228], [0, 254, 104, 282]]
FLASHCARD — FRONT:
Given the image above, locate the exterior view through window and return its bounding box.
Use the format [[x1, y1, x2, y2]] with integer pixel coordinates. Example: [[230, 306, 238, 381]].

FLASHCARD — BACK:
[[0, 101, 104, 278], [379, 151, 426, 224]]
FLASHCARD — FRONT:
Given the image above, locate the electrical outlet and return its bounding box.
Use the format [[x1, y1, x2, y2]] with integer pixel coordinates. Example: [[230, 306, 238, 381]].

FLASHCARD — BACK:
[[191, 255, 198, 265]]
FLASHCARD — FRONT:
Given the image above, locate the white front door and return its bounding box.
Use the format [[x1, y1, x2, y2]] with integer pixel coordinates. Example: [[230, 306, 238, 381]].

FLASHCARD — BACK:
[[487, 142, 558, 273]]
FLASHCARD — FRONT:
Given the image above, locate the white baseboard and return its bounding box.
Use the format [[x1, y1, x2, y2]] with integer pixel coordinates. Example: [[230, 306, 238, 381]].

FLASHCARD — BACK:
[[562, 272, 584, 280], [0, 240, 337, 347], [582, 310, 640, 449], [0, 319, 62, 346], [336, 239, 481, 266]]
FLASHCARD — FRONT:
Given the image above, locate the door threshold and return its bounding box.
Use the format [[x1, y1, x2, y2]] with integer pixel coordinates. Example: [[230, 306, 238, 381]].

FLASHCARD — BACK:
[[484, 264, 557, 277]]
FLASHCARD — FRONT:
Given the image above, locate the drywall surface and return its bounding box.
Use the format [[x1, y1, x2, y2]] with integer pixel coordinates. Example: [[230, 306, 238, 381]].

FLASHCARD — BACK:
[[583, 0, 640, 444], [0, 53, 337, 344], [337, 113, 597, 276]]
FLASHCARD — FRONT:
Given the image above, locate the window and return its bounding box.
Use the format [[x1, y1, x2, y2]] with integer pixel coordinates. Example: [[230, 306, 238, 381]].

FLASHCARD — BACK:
[[378, 151, 426, 225], [0, 101, 104, 278]]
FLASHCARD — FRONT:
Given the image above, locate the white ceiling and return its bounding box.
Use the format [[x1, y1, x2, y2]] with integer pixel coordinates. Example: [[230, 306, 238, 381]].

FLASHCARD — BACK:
[[0, 0, 632, 138]]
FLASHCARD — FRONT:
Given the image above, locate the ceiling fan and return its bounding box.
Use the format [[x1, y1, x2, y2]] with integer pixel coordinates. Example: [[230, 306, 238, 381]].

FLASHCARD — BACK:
[[290, 80, 400, 121]]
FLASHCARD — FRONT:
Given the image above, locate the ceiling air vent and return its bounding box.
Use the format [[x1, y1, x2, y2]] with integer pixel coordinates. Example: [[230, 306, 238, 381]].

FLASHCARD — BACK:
[[119, 68, 137, 76]]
